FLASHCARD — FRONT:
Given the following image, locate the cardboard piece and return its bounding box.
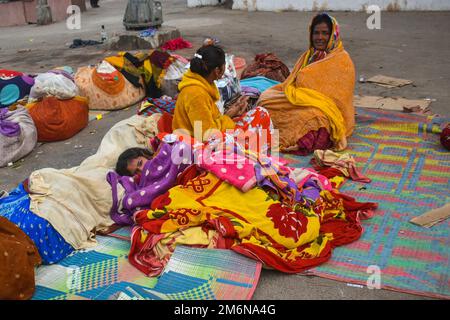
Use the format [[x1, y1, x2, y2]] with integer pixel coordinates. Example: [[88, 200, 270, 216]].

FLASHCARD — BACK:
[[410, 203, 450, 228], [366, 75, 413, 88], [354, 95, 431, 113]]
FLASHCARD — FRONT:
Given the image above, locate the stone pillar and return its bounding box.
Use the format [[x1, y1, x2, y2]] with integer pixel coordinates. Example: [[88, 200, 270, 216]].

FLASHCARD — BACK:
[[36, 0, 52, 25]]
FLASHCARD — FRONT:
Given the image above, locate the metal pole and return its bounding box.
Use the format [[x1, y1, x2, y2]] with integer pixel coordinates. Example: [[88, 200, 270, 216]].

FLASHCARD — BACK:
[[36, 0, 53, 25]]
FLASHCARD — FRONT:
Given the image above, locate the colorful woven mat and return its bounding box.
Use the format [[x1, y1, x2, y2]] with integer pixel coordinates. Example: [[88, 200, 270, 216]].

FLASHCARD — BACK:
[[32, 237, 261, 300], [283, 108, 450, 299]]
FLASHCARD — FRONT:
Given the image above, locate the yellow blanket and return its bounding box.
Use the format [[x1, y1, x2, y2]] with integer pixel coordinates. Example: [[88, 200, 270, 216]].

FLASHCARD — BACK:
[[130, 171, 368, 274]]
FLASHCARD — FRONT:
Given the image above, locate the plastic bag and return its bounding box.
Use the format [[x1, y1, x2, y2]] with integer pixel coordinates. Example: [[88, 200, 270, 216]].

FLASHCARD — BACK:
[[215, 54, 241, 114], [0, 106, 37, 167], [29, 71, 79, 101], [161, 57, 188, 98]]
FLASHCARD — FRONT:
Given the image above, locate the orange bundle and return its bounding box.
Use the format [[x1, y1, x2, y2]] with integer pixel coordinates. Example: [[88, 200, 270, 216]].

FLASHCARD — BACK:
[[91, 68, 125, 95], [27, 96, 89, 142]]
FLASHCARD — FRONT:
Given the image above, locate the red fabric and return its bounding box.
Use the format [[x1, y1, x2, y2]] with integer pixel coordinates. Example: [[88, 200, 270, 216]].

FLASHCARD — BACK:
[[157, 112, 174, 134], [0, 69, 23, 78], [240, 53, 290, 82], [312, 166, 344, 180], [175, 164, 202, 185], [161, 37, 193, 51], [28, 97, 89, 142], [440, 123, 450, 151], [311, 158, 371, 183], [232, 242, 333, 274], [129, 231, 169, 276], [319, 191, 378, 247], [331, 190, 378, 218], [293, 127, 333, 156]]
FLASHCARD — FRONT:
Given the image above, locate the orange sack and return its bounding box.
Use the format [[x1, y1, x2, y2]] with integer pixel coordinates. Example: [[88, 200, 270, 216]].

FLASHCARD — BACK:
[[27, 96, 89, 142]]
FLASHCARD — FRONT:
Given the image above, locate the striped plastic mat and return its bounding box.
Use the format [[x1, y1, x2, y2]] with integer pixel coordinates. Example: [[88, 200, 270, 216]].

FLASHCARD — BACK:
[[32, 236, 261, 300], [283, 108, 450, 299]]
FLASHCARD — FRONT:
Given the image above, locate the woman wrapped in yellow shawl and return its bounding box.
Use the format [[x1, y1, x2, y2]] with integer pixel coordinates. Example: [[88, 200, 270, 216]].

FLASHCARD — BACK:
[[258, 13, 355, 155], [172, 45, 274, 154]]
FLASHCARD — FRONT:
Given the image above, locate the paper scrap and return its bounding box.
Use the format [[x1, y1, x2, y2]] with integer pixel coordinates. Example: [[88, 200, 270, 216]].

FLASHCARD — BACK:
[[366, 75, 413, 88], [410, 203, 450, 228], [354, 95, 431, 113]]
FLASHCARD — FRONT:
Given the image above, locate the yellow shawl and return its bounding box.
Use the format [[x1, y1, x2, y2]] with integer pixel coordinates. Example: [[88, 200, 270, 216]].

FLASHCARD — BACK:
[[258, 14, 355, 152]]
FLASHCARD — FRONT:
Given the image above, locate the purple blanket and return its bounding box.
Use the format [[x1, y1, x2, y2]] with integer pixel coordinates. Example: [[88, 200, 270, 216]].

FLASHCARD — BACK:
[[107, 142, 191, 225], [0, 108, 20, 137]]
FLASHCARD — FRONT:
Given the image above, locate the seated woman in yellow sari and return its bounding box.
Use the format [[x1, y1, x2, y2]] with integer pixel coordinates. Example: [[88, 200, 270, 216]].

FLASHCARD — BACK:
[[258, 13, 355, 155], [172, 45, 273, 150]]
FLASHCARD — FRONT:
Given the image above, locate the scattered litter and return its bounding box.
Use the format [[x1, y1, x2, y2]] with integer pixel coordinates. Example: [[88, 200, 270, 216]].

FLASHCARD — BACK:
[[410, 203, 450, 228], [65, 142, 71, 145], [359, 186, 367, 191], [69, 39, 103, 49], [89, 130, 97, 134], [7, 162, 13, 167], [359, 76, 366, 83], [74, 145, 83, 149], [37, 151, 43, 154], [17, 49, 32, 53], [347, 283, 364, 288], [354, 95, 431, 113], [366, 75, 413, 88], [96, 114, 103, 120], [139, 27, 157, 38]]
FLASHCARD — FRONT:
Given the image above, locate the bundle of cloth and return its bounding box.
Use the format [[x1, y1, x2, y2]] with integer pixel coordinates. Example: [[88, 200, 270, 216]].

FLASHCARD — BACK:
[[258, 13, 355, 155], [107, 130, 377, 277], [103, 50, 176, 99], [26, 96, 88, 142], [75, 60, 145, 110], [28, 66, 79, 102], [161, 37, 193, 51], [0, 69, 34, 109], [137, 96, 176, 117], [160, 54, 188, 98], [0, 106, 37, 167], [240, 53, 290, 82], [25, 66, 88, 142]]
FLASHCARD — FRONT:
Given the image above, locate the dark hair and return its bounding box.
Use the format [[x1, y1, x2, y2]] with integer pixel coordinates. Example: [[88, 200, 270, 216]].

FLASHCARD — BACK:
[[190, 45, 226, 78], [115, 147, 153, 176], [310, 13, 333, 46]]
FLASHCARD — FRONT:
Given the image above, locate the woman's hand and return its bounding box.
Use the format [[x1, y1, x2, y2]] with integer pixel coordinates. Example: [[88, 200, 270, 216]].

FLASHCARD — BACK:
[[224, 96, 249, 118]]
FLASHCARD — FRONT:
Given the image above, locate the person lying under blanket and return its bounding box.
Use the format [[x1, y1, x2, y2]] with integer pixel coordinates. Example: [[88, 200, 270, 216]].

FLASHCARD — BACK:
[[0, 182, 75, 265], [106, 132, 378, 276]]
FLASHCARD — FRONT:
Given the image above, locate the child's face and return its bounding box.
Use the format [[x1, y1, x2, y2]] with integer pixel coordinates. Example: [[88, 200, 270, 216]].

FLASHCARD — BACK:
[[127, 156, 148, 176]]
